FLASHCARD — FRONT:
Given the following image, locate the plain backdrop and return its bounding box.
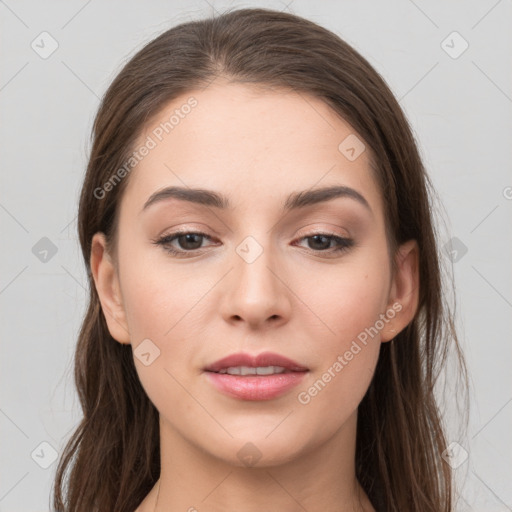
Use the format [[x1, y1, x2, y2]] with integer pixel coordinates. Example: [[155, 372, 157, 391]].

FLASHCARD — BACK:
[[1, 1, 511, 510]]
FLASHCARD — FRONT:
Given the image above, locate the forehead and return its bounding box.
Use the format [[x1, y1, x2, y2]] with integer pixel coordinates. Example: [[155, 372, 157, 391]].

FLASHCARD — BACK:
[[120, 81, 382, 218]]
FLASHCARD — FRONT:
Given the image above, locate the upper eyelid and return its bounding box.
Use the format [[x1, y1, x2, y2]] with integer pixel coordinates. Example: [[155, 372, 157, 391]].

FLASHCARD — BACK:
[[158, 228, 350, 238]]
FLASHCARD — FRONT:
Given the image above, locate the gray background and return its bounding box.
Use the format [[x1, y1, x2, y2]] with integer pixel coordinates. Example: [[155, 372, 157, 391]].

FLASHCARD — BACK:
[[1, 1, 511, 510]]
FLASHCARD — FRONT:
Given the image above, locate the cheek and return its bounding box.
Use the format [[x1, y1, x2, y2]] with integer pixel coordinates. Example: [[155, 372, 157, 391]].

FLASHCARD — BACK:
[[120, 258, 207, 417], [291, 256, 388, 417], [293, 274, 386, 439], [120, 252, 206, 341], [295, 256, 390, 346]]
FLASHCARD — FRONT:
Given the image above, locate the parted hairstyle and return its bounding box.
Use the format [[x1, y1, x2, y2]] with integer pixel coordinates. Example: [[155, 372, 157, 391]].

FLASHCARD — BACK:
[[52, 7, 469, 512]]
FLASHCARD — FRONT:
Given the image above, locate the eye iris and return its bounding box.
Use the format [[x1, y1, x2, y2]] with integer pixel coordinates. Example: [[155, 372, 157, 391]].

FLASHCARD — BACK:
[[308, 235, 331, 250], [178, 233, 203, 250]]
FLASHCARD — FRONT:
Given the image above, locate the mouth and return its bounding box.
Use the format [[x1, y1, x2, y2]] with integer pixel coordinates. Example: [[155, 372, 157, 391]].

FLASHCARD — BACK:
[[203, 351, 309, 374], [203, 352, 309, 401], [212, 365, 296, 375]]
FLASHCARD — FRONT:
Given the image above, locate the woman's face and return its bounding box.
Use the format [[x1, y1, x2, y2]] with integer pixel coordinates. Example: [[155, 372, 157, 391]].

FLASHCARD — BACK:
[[92, 80, 417, 467]]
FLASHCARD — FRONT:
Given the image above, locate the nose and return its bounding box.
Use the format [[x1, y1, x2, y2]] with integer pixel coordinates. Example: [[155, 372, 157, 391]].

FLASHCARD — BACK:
[[219, 237, 292, 330]]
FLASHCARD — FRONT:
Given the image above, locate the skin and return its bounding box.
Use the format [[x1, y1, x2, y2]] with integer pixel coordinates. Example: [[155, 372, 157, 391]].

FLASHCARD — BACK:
[[91, 79, 419, 512]]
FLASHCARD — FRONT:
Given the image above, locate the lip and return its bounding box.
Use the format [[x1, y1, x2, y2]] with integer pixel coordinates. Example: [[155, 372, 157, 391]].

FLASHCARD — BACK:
[[203, 351, 309, 401], [203, 351, 309, 373]]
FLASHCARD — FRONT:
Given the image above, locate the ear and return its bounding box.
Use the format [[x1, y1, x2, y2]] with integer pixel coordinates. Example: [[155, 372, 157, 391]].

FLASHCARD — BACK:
[[380, 239, 420, 343], [90, 232, 131, 344]]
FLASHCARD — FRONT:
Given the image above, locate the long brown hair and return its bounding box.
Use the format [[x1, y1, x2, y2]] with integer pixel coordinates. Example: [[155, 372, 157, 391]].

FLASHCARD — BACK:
[[52, 7, 469, 511]]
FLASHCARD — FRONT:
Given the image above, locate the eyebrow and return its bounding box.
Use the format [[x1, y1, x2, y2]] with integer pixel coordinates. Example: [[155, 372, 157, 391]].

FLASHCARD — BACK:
[[140, 185, 372, 214]]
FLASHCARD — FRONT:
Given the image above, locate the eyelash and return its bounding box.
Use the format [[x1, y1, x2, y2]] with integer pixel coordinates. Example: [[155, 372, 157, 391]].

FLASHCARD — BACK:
[[152, 230, 354, 258]]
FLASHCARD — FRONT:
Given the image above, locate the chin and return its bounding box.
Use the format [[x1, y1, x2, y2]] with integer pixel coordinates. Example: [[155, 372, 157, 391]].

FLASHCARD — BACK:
[[210, 434, 307, 469]]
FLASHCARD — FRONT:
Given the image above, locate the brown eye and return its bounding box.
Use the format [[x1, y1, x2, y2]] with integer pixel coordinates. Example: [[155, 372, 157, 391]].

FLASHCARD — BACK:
[[295, 233, 354, 254], [152, 231, 215, 257], [173, 233, 204, 250]]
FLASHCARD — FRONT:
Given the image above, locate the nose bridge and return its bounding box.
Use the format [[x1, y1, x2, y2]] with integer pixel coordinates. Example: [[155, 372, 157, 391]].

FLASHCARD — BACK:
[[235, 233, 280, 299], [221, 232, 290, 327]]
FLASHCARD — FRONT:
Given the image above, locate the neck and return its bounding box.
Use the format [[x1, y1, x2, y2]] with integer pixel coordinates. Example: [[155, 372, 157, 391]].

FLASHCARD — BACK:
[[150, 411, 374, 512]]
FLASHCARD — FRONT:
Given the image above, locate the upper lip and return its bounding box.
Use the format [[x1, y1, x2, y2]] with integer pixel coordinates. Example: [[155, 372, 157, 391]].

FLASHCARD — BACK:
[[204, 352, 309, 373]]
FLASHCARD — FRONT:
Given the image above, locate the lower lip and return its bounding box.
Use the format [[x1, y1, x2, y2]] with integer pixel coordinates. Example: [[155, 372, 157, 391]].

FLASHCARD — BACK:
[[204, 371, 308, 401]]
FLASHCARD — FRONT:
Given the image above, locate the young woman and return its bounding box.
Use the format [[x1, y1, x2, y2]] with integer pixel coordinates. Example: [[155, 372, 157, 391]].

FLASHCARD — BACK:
[[52, 7, 468, 512]]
